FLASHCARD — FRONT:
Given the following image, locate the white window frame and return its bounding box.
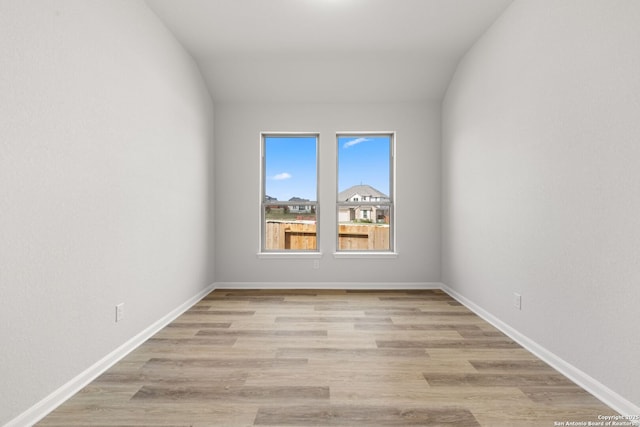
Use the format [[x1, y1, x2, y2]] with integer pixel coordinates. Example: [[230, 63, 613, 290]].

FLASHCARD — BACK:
[[335, 132, 396, 256], [259, 132, 320, 256]]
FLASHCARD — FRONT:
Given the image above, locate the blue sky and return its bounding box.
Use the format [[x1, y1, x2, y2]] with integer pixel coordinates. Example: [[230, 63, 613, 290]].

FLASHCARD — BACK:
[[264, 135, 391, 201], [265, 136, 317, 201], [338, 135, 390, 195]]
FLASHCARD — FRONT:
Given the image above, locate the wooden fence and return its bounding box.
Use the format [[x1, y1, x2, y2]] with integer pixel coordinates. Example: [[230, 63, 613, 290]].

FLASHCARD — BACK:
[[265, 221, 389, 250], [265, 222, 317, 250], [338, 224, 389, 250]]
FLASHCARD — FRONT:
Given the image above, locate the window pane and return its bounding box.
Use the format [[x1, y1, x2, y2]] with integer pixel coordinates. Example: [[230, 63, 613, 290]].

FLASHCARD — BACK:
[[262, 135, 318, 252], [338, 135, 390, 197], [338, 211, 390, 251], [265, 136, 317, 202], [337, 134, 392, 251], [264, 205, 317, 250]]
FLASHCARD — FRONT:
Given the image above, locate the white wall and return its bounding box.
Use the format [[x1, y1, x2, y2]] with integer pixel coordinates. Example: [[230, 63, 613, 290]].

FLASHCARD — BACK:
[[214, 102, 440, 285], [0, 1, 214, 424], [443, 0, 640, 409]]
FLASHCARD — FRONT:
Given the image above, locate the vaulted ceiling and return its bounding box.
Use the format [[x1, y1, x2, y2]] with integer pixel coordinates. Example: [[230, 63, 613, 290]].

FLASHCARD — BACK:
[[145, 0, 513, 103]]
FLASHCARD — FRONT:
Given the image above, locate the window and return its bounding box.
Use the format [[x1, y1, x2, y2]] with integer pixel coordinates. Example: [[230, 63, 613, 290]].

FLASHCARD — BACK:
[[337, 133, 394, 252], [261, 133, 318, 252]]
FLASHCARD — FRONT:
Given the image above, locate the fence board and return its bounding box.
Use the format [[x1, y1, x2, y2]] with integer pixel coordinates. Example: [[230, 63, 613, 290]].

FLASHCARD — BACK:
[[265, 222, 389, 251]]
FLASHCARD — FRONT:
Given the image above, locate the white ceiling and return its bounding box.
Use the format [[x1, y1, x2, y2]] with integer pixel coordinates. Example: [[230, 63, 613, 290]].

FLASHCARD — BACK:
[[145, 0, 513, 103]]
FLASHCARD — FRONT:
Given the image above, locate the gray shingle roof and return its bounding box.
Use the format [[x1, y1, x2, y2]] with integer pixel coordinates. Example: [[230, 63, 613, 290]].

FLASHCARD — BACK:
[[338, 184, 389, 201]]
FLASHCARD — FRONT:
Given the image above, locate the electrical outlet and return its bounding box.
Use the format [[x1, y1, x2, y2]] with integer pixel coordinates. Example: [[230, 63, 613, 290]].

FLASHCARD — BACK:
[[513, 293, 521, 310], [116, 303, 124, 322], [313, 260, 320, 269]]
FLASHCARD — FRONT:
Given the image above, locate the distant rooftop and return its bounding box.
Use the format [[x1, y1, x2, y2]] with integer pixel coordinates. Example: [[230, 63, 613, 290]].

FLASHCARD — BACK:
[[338, 184, 388, 201]]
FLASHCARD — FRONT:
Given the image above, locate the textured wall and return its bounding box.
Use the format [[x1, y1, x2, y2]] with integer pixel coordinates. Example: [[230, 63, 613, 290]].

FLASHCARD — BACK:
[[0, 1, 214, 423], [214, 102, 441, 285], [443, 0, 640, 409]]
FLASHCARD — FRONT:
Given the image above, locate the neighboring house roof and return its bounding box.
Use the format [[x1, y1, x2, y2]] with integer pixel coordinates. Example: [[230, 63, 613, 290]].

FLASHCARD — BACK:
[[338, 184, 388, 201], [288, 196, 309, 202]]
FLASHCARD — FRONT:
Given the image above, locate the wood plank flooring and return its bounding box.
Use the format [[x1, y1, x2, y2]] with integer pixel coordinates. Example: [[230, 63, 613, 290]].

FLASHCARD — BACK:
[[38, 289, 616, 426]]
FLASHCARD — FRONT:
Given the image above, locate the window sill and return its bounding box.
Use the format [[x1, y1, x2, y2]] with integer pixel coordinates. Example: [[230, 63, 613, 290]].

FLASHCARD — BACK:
[[257, 252, 323, 260], [332, 252, 398, 259]]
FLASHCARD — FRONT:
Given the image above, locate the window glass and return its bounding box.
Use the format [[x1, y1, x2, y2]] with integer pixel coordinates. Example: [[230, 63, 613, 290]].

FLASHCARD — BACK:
[[262, 134, 318, 251], [337, 134, 393, 251]]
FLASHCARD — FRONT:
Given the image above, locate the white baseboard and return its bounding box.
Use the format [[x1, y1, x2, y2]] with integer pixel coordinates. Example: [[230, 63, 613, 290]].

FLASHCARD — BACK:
[[10, 281, 638, 426], [6, 282, 216, 427], [441, 283, 640, 422], [214, 281, 443, 290]]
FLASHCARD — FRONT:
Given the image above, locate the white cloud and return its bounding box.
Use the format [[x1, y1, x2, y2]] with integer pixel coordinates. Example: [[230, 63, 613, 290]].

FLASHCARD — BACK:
[[343, 137, 371, 148], [272, 172, 292, 180]]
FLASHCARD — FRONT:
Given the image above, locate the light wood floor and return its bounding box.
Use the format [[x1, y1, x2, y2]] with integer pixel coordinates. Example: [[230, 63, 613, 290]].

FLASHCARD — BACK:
[[39, 289, 615, 426]]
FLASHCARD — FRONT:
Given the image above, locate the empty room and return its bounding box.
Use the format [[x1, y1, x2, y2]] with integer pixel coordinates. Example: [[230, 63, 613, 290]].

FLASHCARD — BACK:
[[1, 0, 639, 426]]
